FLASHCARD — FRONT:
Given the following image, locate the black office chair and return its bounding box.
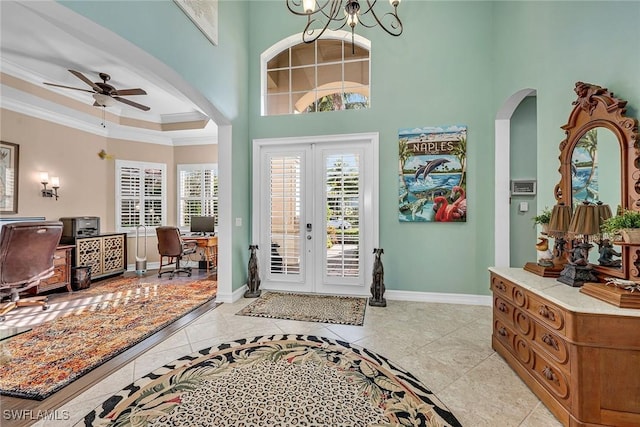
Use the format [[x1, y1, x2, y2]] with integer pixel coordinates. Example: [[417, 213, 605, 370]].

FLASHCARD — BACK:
[[0, 221, 63, 320], [156, 226, 197, 279]]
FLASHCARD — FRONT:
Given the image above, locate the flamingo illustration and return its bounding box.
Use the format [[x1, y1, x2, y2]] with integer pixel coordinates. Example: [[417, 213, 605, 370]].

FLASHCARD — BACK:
[[433, 196, 453, 221], [433, 186, 467, 221]]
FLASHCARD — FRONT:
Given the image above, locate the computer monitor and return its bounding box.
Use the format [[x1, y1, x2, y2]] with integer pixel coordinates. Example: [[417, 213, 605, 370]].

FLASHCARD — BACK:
[[190, 215, 216, 235]]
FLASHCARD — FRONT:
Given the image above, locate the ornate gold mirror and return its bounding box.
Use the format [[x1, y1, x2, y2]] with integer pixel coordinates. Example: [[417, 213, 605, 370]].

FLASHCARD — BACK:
[[554, 82, 639, 279]]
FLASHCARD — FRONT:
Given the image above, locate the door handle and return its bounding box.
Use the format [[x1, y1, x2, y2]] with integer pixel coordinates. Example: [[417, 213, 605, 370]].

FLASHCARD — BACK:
[[307, 235, 312, 240]]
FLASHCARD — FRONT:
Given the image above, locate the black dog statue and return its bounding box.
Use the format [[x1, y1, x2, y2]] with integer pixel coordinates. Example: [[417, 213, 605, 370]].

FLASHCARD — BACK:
[[369, 248, 386, 307], [244, 244, 262, 298]]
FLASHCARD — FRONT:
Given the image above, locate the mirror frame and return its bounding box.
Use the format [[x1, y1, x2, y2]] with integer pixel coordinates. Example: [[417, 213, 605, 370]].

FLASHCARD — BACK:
[[554, 82, 639, 279]]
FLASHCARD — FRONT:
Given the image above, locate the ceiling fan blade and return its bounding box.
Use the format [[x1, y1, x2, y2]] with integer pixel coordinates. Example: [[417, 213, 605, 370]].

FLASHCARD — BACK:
[[68, 69, 101, 91], [112, 88, 147, 96], [43, 82, 95, 93], [114, 96, 150, 111]]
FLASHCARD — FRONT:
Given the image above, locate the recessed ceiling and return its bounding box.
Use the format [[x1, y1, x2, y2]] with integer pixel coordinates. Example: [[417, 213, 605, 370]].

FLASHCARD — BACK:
[[0, 0, 217, 144]]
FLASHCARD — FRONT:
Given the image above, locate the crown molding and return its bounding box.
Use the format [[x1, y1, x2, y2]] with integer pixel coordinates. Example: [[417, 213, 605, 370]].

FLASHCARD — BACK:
[[1, 84, 216, 146]]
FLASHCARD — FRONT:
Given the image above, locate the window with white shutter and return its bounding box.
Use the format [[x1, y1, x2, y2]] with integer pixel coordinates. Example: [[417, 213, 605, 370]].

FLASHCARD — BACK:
[[177, 164, 219, 230], [116, 160, 167, 233]]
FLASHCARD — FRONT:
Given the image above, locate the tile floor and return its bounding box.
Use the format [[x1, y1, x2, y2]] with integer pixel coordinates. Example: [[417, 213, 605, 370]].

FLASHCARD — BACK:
[[28, 287, 562, 427]]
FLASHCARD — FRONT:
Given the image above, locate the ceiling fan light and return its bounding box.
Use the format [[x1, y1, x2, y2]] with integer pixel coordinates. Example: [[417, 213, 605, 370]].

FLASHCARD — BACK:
[[93, 93, 115, 107]]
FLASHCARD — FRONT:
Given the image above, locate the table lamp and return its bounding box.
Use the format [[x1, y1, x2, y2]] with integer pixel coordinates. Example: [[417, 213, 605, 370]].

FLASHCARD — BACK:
[[557, 201, 606, 287], [524, 203, 571, 277]]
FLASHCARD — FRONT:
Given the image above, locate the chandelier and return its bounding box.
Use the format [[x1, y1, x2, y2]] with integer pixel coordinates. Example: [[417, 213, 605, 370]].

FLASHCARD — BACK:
[[286, 0, 403, 51]]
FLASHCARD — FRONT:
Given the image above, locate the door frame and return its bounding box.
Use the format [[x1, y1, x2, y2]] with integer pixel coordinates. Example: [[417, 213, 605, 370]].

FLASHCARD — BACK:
[[252, 132, 380, 294]]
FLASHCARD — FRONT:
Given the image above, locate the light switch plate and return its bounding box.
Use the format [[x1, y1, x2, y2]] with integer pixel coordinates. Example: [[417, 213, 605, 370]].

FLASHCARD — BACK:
[[519, 202, 529, 212]]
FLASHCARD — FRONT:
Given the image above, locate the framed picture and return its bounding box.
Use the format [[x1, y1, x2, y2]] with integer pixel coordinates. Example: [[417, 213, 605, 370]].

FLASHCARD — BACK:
[[511, 179, 537, 196], [174, 0, 218, 46], [0, 141, 19, 214], [398, 125, 467, 222]]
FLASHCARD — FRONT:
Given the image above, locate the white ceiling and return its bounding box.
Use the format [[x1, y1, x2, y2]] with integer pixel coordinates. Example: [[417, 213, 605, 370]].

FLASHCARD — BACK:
[[0, 0, 217, 144]]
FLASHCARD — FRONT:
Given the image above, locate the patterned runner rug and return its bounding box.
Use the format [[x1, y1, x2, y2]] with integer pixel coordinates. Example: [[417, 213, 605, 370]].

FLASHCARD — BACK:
[[236, 291, 367, 325], [81, 335, 462, 426], [0, 278, 218, 400]]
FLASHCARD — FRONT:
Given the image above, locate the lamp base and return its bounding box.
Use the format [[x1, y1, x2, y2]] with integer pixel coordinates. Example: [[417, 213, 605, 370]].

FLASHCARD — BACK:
[[524, 262, 563, 278], [557, 264, 598, 287]]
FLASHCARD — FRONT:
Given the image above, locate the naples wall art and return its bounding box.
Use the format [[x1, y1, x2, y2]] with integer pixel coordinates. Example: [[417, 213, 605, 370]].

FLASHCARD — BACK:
[[398, 125, 467, 222]]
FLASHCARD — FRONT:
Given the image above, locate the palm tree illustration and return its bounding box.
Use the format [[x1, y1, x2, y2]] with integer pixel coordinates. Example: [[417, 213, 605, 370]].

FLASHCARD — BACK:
[[398, 138, 412, 192], [451, 135, 467, 187]]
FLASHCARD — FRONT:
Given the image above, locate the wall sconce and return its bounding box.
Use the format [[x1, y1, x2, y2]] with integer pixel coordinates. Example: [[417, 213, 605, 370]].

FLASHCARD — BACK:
[[40, 172, 60, 200]]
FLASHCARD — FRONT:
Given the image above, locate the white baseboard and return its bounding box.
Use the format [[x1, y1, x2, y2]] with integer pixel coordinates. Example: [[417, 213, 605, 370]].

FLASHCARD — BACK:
[[118, 268, 490, 306], [216, 284, 247, 303], [385, 290, 492, 306]]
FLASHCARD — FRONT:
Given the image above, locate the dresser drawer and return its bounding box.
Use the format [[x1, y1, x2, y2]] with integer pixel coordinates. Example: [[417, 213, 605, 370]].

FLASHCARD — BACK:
[[494, 318, 534, 367], [527, 293, 565, 333], [531, 349, 571, 406], [532, 321, 570, 367], [53, 249, 68, 266], [493, 295, 514, 321], [493, 318, 516, 354], [491, 274, 514, 302]]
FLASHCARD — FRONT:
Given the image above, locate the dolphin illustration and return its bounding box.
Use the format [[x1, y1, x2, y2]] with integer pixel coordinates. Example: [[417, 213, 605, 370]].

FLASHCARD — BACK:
[[414, 158, 450, 181]]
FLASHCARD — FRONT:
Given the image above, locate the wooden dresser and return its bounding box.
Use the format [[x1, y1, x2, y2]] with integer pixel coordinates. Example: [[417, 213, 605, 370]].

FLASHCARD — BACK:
[[489, 267, 640, 427]]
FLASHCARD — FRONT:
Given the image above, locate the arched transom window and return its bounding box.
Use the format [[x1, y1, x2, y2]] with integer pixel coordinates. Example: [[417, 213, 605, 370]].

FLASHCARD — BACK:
[[261, 31, 371, 116]]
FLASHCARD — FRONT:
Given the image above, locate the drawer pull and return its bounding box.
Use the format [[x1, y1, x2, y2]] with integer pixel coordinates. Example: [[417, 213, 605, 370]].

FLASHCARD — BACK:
[[498, 327, 508, 337], [542, 366, 559, 384], [498, 302, 508, 313], [538, 305, 556, 321], [495, 282, 506, 292], [541, 334, 559, 350]]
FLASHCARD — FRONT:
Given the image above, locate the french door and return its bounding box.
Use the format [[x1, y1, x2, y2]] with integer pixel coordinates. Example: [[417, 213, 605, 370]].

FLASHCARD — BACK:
[[252, 133, 378, 295]]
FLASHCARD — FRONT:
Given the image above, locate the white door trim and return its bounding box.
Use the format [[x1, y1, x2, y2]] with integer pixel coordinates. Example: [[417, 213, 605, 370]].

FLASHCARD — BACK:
[[252, 132, 379, 294]]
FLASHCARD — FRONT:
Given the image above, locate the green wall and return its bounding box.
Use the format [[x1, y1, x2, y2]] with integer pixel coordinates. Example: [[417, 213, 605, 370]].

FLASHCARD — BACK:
[[249, 1, 495, 295], [58, 1, 640, 296]]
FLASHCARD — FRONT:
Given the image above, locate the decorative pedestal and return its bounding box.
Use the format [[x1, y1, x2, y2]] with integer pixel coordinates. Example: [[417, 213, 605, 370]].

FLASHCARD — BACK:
[[557, 264, 598, 287], [580, 282, 640, 308], [523, 262, 563, 278]]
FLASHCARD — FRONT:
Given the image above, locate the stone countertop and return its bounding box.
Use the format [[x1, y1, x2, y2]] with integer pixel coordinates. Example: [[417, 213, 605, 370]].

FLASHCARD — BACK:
[[488, 266, 640, 317]]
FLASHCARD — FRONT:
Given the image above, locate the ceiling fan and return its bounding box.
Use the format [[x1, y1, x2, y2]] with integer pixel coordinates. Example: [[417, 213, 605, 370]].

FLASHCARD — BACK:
[[44, 69, 150, 111]]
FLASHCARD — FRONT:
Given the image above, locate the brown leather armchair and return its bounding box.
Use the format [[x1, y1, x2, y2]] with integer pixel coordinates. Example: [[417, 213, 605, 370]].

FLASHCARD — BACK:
[[0, 221, 63, 320], [156, 226, 197, 279]]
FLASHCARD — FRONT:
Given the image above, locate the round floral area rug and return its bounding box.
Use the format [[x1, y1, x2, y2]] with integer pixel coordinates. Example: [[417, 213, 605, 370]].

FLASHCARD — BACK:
[[80, 335, 462, 427]]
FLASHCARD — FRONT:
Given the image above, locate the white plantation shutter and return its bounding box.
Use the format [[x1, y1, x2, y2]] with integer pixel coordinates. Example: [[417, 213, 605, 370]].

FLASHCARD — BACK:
[[325, 153, 360, 278], [177, 164, 219, 229], [116, 160, 166, 232], [269, 155, 301, 275]]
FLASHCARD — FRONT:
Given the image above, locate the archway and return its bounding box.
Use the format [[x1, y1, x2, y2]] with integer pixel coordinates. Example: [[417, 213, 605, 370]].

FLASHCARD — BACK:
[[494, 88, 537, 267]]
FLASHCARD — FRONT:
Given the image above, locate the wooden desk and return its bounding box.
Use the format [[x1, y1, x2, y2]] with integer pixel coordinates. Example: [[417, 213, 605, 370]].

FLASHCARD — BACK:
[[32, 244, 74, 294], [185, 235, 218, 275]]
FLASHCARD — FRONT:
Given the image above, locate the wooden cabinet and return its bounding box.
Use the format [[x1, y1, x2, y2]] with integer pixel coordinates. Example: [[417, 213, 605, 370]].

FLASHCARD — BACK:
[[33, 244, 74, 294], [490, 267, 640, 427], [71, 233, 127, 281]]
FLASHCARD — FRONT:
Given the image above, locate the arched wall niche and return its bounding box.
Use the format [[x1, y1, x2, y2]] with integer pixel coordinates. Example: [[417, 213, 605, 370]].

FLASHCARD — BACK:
[[494, 88, 537, 267]]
